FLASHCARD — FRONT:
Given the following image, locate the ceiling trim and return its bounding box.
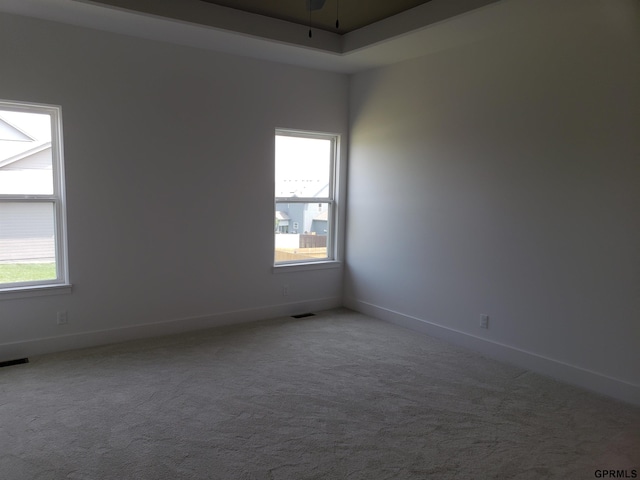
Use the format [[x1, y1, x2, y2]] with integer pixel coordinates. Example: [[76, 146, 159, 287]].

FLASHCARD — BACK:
[[0, 0, 511, 74]]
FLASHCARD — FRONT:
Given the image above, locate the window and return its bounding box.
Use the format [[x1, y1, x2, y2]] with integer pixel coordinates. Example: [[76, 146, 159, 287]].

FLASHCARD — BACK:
[[0, 100, 68, 292], [275, 130, 338, 265]]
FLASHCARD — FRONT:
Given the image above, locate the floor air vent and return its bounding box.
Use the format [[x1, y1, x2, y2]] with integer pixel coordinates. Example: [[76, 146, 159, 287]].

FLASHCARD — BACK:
[[291, 313, 315, 319], [0, 358, 29, 368]]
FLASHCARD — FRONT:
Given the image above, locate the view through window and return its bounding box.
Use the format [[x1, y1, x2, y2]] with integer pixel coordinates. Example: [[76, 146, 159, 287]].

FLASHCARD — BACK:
[[275, 130, 337, 264], [0, 100, 67, 290]]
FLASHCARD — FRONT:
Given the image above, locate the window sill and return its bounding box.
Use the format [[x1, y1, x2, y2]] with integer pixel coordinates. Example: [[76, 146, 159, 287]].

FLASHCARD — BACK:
[[272, 261, 342, 274], [0, 283, 73, 301]]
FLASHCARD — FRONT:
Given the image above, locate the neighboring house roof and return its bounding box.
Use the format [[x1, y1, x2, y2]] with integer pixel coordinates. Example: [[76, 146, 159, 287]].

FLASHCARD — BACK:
[[0, 113, 51, 168], [314, 210, 328, 221], [312, 183, 329, 197], [275, 211, 290, 221], [276, 182, 329, 198], [0, 141, 51, 168], [0, 116, 34, 142]]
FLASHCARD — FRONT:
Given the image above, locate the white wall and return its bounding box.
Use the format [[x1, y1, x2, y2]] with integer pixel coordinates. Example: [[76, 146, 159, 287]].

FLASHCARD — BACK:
[[346, 0, 640, 403], [0, 13, 348, 358], [2, 0, 638, 406]]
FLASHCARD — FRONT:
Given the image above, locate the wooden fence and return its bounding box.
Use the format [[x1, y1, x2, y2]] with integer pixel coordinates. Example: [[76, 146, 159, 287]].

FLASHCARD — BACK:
[[275, 247, 327, 263]]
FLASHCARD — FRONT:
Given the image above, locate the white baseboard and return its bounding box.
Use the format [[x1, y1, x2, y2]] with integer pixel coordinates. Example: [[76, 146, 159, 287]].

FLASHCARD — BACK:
[[0, 296, 341, 362], [345, 297, 640, 407]]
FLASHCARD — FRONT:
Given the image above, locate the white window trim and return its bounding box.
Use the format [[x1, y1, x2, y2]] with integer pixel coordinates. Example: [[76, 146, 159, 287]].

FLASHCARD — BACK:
[[274, 129, 341, 268], [0, 99, 70, 298], [272, 260, 341, 274]]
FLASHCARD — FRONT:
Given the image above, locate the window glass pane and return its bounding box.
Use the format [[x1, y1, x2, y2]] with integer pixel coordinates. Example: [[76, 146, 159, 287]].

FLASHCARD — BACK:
[[275, 202, 329, 263], [0, 202, 57, 284], [0, 109, 53, 195], [275, 135, 330, 198]]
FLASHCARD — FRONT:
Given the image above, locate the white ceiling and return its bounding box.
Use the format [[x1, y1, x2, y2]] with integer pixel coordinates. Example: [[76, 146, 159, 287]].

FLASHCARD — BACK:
[[0, 0, 528, 74]]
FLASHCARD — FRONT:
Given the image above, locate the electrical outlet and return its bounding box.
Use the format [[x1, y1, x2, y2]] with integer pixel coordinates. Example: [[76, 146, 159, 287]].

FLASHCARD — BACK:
[[480, 314, 489, 329], [282, 284, 289, 296], [57, 311, 68, 325]]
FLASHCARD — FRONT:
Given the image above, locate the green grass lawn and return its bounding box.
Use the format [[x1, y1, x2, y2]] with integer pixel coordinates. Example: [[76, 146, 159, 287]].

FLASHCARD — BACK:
[[0, 263, 56, 283]]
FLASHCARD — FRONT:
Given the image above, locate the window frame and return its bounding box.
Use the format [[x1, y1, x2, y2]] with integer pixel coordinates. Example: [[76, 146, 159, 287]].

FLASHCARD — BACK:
[[0, 99, 70, 297], [274, 129, 340, 268]]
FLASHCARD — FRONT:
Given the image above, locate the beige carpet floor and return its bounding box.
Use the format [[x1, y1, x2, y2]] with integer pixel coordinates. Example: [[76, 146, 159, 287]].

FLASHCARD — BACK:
[[1, 308, 638, 479]]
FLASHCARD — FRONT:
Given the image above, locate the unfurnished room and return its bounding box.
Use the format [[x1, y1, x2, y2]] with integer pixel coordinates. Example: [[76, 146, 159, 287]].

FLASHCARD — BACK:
[[0, 0, 639, 478]]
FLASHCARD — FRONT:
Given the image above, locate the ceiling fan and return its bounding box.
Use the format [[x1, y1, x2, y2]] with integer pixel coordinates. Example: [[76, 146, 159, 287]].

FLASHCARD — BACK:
[[307, 0, 339, 36]]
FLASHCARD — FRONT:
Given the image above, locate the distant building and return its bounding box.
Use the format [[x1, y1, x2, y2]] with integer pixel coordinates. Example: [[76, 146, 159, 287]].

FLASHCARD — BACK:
[[275, 181, 329, 237], [0, 114, 55, 263]]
